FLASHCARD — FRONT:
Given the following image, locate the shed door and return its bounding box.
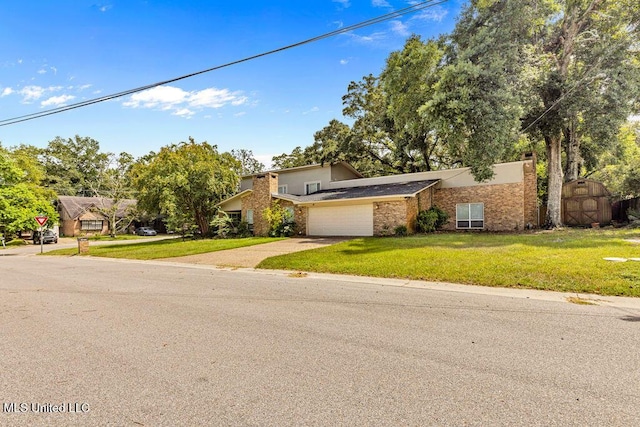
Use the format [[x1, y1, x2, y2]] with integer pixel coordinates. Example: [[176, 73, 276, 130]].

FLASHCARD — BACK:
[[308, 204, 373, 236]]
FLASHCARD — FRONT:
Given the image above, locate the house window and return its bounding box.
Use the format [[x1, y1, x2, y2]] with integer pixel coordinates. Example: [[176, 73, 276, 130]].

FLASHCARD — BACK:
[[304, 181, 321, 195], [278, 184, 288, 194], [228, 212, 241, 225], [246, 210, 254, 225], [456, 203, 484, 229], [81, 220, 103, 231]]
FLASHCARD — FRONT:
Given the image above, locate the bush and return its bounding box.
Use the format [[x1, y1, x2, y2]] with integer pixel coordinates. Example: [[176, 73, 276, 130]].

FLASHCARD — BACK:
[[210, 212, 234, 238], [263, 201, 296, 237], [394, 225, 408, 236], [235, 221, 252, 238], [417, 206, 449, 233]]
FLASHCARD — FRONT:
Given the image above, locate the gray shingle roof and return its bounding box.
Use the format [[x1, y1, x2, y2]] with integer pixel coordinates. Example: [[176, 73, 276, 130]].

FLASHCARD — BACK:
[[58, 196, 137, 219], [276, 179, 439, 203]]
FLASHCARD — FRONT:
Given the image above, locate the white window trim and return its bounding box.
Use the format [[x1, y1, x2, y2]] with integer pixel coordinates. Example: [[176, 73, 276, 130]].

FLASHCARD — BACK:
[[456, 203, 484, 230], [304, 180, 321, 195], [278, 184, 288, 194], [246, 209, 254, 225], [81, 220, 103, 231]]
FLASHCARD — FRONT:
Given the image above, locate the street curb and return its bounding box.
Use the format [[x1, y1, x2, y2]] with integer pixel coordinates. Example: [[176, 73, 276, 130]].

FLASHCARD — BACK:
[[66, 255, 640, 310]]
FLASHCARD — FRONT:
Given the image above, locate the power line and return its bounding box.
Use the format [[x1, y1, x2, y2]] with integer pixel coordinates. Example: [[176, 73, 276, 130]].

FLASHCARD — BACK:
[[0, 0, 448, 127]]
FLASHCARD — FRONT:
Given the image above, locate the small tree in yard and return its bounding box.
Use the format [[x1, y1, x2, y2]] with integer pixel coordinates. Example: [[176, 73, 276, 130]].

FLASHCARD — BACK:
[[263, 201, 295, 237], [416, 206, 449, 233]]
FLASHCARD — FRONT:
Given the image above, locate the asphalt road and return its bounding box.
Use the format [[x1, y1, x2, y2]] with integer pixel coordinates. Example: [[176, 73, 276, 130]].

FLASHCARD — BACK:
[[1, 255, 639, 426]]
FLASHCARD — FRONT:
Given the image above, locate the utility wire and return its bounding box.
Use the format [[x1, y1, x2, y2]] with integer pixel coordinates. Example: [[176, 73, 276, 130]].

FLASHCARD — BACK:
[[0, 0, 447, 127]]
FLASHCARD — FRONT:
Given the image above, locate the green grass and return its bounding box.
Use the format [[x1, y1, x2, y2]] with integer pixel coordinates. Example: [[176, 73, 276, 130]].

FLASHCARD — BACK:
[[86, 234, 146, 241], [258, 229, 640, 297], [2, 239, 29, 247], [45, 237, 284, 260]]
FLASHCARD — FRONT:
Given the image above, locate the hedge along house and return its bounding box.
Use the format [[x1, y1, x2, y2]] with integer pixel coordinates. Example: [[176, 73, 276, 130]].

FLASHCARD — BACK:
[[217, 158, 538, 237]]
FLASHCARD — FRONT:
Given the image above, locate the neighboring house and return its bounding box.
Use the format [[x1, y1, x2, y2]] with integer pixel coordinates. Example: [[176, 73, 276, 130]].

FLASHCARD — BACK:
[[57, 196, 137, 237], [218, 158, 538, 237]]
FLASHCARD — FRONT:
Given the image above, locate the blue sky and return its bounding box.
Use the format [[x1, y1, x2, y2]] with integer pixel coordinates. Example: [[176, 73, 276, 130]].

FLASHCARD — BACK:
[[0, 0, 463, 167]]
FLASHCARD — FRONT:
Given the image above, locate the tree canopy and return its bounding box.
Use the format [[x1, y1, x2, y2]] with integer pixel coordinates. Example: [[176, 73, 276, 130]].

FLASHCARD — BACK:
[[273, 0, 639, 228], [130, 138, 240, 235], [0, 145, 58, 238]]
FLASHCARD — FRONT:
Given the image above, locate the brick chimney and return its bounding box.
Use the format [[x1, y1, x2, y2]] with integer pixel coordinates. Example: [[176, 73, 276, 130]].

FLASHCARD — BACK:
[[251, 173, 278, 236]]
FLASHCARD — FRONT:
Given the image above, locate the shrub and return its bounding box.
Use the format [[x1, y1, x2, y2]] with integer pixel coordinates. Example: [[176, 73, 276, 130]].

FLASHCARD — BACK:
[[417, 206, 449, 233], [394, 225, 408, 236], [235, 221, 253, 237], [263, 201, 296, 237], [210, 212, 234, 238]]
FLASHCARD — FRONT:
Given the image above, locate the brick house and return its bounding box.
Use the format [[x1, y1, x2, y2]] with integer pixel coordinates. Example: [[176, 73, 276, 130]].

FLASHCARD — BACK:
[[217, 158, 537, 236], [57, 196, 137, 237]]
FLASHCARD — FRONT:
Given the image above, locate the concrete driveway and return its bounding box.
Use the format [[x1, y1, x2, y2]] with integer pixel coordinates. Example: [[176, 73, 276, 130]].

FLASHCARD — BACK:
[[157, 237, 349, 268]]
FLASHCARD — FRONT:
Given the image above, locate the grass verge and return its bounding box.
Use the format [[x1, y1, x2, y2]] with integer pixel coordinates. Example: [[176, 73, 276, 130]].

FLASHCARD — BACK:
[[45, 237, 284, 260], [258, 229, 640, 297], [86, 234, 145, 241]]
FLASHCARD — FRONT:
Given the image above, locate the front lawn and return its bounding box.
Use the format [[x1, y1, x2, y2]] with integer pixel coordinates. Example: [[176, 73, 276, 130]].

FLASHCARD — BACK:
[[45, 237, 283, 260], [258, 229, 640, 297]]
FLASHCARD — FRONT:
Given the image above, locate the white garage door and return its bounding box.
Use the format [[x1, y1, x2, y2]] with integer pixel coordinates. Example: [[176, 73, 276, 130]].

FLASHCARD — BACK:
[[308, 204, 373, 236]]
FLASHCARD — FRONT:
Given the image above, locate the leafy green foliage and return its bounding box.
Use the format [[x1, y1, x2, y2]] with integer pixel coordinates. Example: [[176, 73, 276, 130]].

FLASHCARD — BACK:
[[0, 147, 58, 238], [231, 149, 265, 176], [263, 201, 295, 237], [211, 212, 234, 238], [416, 206, 449, 233], [271, 147, 310, 170], [590, 123, 640, 199], [41, 135, 111, 196], [131, 137, 240, 236], [394, 225, 408, 237]]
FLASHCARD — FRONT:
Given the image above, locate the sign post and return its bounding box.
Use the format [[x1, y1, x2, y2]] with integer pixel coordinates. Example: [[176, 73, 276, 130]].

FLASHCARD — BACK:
[[35, 216, 48, 254]]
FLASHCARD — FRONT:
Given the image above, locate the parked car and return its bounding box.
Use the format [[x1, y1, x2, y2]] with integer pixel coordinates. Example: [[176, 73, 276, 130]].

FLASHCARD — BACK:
[[33, 229, 58, 244], [135, 227, 157, 236]]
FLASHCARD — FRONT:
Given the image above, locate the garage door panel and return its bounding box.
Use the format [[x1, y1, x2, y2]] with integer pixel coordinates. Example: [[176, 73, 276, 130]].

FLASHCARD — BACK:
[[308, 204, 373, 236]]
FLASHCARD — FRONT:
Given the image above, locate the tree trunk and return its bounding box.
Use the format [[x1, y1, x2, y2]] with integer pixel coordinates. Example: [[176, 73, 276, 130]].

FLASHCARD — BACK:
[[195, 211, 209, 236], [545, 134, 564, 228], [563, 122, 582, 182]]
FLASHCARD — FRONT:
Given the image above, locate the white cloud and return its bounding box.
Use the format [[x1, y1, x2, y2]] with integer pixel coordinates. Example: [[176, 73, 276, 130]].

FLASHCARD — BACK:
[[99, 4, 112, 12], [333, 21, 344, 29], [303, 106, 320, 115], [123, 85, 248, 118], [234, 112, 246, 117], [189, 87, 246, 108], [17, 59, 23, 64], [340, 59, 349, 65], [343, 31, 387, 44], [41, 94, 75, 107], [50, 66, 57, 75], [412, 6, 448, 22], [77, 84, 92, 91], [390, 20, 410, 37], [372, 0, 391, 7], [19, 85, 46, 102], [37, 69, 47, 74], [123, 85, 188, 109], [1, 87, 13, 97], [332, 0, 350, 8], [173, 108, 195, 118]]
